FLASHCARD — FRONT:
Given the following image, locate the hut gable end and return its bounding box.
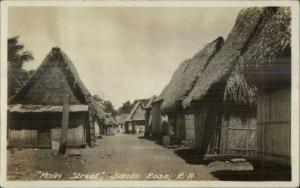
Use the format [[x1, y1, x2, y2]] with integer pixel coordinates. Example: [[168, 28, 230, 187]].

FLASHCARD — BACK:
[[126, 101, 145, 122], [10, 47, 91, 105]]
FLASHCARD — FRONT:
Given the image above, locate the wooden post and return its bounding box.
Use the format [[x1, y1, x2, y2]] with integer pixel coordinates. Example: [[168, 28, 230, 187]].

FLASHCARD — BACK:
[[58, 94, 70, 155]]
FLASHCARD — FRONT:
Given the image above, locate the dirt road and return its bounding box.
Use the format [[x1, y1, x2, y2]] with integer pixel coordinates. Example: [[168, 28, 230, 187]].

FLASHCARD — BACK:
[[7, 134, 289, 181]]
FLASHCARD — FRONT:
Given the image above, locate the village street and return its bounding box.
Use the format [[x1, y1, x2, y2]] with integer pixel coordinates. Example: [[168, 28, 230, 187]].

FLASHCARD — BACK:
[[8, 133, 290, 181]]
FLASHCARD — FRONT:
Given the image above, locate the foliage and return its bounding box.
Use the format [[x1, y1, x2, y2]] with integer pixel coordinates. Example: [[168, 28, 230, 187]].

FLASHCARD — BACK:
[[8, 36, 34, 69], [118, 100, 133, 114]]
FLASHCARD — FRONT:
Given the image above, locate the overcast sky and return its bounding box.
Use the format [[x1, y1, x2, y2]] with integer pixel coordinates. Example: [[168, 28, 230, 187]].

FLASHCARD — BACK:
[[8, 7, 243, 108]]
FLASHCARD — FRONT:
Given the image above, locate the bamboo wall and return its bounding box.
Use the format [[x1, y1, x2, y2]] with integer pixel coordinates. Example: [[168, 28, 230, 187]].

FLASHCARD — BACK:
[[220, 116, 257, 156], [184, 114, 195, 144], [193, 106, 207, 149], [8, 112, 88, 148], [257, 88, 291, 166], [8, 125, 85, 148]]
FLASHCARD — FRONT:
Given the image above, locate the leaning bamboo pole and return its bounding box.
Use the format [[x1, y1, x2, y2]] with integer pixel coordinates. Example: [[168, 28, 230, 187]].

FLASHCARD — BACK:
[[58, 94, 70, 155]]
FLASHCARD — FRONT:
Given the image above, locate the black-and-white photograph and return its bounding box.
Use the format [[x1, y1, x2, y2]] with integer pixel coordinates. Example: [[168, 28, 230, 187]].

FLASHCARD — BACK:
[[1, 0, 299, 187]]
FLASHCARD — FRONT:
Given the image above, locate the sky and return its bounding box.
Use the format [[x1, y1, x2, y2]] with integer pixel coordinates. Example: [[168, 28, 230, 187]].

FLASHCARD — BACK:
[[8, 6, 243, 108]]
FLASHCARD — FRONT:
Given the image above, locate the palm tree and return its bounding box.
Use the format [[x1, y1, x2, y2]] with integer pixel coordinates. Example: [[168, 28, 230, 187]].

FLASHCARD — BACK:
[[8, 36, 34, 69]]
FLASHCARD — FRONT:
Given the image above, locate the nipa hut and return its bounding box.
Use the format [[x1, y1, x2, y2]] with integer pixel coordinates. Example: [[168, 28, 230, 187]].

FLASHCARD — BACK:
[[182, 7, 290, 160], [125, 101, 146, 134], [8, 47, 95, 148], [154, 37, 224, 144]]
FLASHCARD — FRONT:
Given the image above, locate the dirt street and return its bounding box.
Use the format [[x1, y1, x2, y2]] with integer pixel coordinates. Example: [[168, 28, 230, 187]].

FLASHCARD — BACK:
[[7, 134, 289, 181]]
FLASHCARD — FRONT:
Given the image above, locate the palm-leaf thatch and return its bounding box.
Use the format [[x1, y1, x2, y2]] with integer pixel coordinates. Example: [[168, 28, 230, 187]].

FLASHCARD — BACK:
[[182, 7, 270, 108], [157, 37, 224, 113], [126, 101, 145, 122], [144, 95, 157, 109], [239, 7, 291, 67], [10, 47, 91, 105], [115, 114, 129, 124], [183, 7, 291, 108]]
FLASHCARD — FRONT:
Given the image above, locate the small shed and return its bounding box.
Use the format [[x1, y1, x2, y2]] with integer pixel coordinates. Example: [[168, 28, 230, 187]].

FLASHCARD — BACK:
[[8, 47, 94, 148], [115, 114, 129, 129], [125, 101, 146, 134]]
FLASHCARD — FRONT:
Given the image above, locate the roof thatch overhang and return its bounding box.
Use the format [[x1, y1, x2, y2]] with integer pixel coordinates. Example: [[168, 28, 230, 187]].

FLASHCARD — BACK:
[[182, 7, 290, 109], [241, 7, 291, 91], [125, 101, 142, 122], [157, 37, 224, 114], [144, 95, 157, 109], [8, 104, 88, 113]]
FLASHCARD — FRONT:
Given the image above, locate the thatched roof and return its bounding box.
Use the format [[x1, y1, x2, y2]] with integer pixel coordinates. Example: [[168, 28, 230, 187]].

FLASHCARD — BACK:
[[144, 95, 157, 109], [91, 99, 106, 122], [126, 101, 145, 122], [239, 7, 291, 67], [115, 114, 129, 124], [183, 7, 291, 108], [157, 37, 224, 113], [10, 47, 91, 105]]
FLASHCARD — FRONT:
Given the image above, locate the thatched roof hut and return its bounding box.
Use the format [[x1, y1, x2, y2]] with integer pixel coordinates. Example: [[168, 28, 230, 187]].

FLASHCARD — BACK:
[[115, 114, 129, 125], [10, 47, 91, 105], [176, 7, 291, 157], [239, 7, 291, 165], [8, 47, 93, 148], [157, 37, 224, 113], [126, 101, 145, 122]]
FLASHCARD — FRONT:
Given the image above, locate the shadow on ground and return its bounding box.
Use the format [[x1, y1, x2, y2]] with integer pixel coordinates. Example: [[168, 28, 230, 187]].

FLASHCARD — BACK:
[[210, 162, 291, 181], [173, 148, 209, 165], [173, 148, 291, 181]]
